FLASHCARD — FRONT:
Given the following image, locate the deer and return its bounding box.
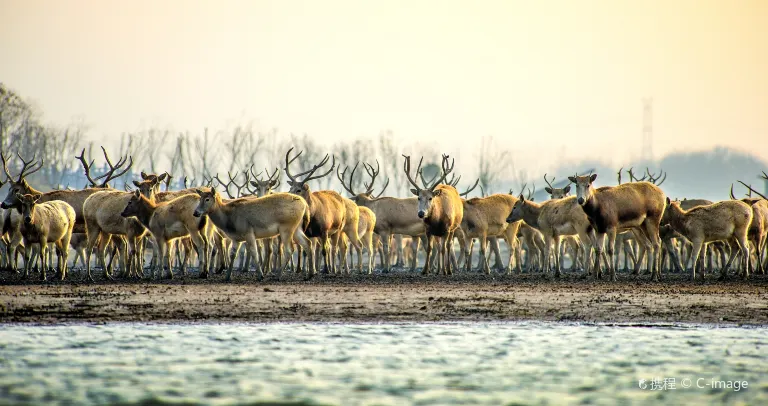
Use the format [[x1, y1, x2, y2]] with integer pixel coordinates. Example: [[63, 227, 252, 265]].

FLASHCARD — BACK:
[[403, 154, 463, 275], [192, 188, 313, 281], [120, 190, 211, 279], [506, 192, 597, 277], [455, 185, 520, 274], [16, 193, 76, 280], [339, 161, 427, 272], [284, 148, 349, 275], [82, 168, 162, 281], [542, 173, 590, 272], [662, 198, 752, 280], [568, 173, 666, 281], [733, 179, 768, 274]]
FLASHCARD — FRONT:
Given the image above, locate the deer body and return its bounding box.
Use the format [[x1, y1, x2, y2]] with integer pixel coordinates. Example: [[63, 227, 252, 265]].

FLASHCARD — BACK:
[[17, 194, 75, 280], [662, 199, 752, 280], [193, 189, 313, 281], [121, 192, 211, 279], [83, 191, 149, 281], [570, 175, 666, 281], [459, 194, 519, 274]]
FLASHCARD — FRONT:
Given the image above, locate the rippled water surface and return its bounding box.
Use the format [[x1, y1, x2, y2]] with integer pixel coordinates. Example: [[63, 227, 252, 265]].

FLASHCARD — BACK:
[[0, 322, 766, 405]]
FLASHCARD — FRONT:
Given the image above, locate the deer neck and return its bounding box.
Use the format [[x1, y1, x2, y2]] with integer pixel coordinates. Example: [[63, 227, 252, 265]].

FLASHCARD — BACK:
[[134, 198, 158, 227], [521, 201, 542, 229], [205, 197, 230, 229], [666, 205, 689, 235]]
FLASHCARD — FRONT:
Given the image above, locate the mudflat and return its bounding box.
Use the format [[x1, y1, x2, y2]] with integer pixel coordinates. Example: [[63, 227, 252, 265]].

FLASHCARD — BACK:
[[2, 270, 767, 325]]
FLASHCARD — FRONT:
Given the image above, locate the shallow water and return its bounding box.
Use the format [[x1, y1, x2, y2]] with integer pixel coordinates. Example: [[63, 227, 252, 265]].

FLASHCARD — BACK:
[[0, 322, 765, 405]]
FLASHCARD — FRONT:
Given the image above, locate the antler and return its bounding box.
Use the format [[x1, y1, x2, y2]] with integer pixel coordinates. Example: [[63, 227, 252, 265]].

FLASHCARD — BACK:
[[730, 184, 737, 200], [447, 173, 461, 187], [543, 173, 555, 190], [626, 167, 647, 182], [75, 149, 100, 187], [336, 163, 359, 196], [94, 146, 133, 187], [617, 166, 623, 185], [646, 168, 667, 186], [213, 173, 236, 198], [284, 147, 334, 185], [0, 153, 12, 182], [362, 160, 380, 195], [402, 154, 424, 192], [526, 184, 536, 201], [459, 178, 480, 197], [737, 180, 768, 200], [13, 152, 43, 183]]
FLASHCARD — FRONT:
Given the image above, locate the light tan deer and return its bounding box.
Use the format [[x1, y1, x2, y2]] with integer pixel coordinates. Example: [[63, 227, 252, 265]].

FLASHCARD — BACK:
[[192, 188, 313, 281], [457, 193, 520, 274], [569, 174, 666, 281], [339, 161, 427, 272], [506, 194, 597, 277], [82, 172, 161, 281], [120, 190, 211, 279], [17, 193, 76, 280], [403, 154, 463, 275], [662, 198, 752, 280]]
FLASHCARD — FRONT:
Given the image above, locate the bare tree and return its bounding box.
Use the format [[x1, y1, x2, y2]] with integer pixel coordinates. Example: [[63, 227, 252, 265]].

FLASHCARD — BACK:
[[476, 135, 512, 195]]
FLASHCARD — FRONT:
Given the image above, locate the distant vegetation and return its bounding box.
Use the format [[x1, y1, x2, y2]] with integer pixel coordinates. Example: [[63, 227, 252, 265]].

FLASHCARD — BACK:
[[1, 82, 765, 200]]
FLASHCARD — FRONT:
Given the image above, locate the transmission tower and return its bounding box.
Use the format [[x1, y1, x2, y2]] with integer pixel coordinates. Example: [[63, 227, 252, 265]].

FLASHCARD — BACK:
[[642, 97, 653, 161]]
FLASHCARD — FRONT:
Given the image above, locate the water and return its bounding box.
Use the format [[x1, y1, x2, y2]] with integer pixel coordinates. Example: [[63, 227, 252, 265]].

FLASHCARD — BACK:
[[0, 322, 765, 405]]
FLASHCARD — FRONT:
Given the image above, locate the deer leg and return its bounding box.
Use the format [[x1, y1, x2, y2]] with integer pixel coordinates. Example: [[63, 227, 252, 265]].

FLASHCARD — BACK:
[[422, 235, 433, 275]]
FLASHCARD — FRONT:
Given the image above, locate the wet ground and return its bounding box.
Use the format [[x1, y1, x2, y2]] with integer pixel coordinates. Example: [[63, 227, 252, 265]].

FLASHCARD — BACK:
[[2, 267, 767, 325]]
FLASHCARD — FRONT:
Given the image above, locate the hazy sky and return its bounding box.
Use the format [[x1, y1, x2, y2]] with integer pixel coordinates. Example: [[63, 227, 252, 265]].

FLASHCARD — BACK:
[[1, 0, 766, 174]]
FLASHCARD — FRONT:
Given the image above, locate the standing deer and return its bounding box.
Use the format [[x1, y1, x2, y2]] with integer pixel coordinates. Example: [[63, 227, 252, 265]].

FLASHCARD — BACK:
[[121, 190, 211, 279], [403, 154, 463, 275], [338, 161, 428, 272], [192, 188, 313, 281], [662, 198, 752, 280], [285, 148, 348, 275], [568, 173, 666, 281], [17, 193, 76, 280]]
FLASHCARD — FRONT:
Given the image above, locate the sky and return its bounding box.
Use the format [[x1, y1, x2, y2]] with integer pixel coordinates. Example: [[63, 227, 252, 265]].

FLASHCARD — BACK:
[[1, 0, 766, 175]]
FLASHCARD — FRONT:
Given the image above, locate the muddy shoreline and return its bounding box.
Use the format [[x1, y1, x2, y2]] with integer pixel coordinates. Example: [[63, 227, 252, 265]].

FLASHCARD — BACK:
[[1, 269, 767, 325]]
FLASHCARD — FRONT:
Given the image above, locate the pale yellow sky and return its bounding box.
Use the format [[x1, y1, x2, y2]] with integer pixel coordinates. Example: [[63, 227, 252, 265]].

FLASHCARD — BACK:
[[1, 0, 766, 173]]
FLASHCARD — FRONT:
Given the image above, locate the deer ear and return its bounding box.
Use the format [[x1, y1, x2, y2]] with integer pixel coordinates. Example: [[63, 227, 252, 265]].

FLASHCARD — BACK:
[[545, 187, 553, 194], [157, 173, 167, 182], [133, 180, 141, 187], [269, 180, 277, 188], [519, 193, 525, 201], [433, 189, 441, 196], [134, 189, 141, 198], [141, 171, 149, 179], [301, 183, 309, 191], [563, 185, 571, 194], [195, 189, 205, 197], [32, 194, 42, 202], [410, 188, 419, 196], [250, 181, 258, 187], [589, 174, 598, 183], [666, 197, 671, 205], [567, 176, 576, 183]]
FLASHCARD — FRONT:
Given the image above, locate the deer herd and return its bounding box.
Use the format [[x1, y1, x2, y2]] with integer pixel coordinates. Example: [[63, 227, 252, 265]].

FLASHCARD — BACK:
[[1, 146, 767, 284]]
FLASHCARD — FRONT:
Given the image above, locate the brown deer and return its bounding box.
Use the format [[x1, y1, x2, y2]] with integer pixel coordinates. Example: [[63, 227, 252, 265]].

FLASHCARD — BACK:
[[568, 173, 666, 281], [17, 193, 76, 280], [733, 180, 768, 274], [403, 154, 463, 275], [662, 198, 752, 280], [285, 148, 352, 275], [192, 188, 313, 281]]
